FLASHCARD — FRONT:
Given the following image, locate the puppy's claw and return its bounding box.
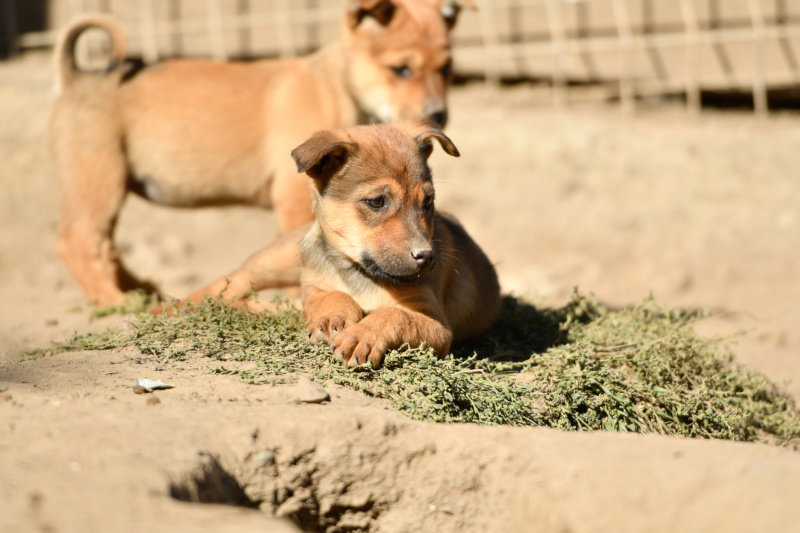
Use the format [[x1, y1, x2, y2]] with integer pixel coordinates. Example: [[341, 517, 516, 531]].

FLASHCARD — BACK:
[[329, 318, 344, 342], [315, 330, 329, 344], [369, 356, 383, 370]]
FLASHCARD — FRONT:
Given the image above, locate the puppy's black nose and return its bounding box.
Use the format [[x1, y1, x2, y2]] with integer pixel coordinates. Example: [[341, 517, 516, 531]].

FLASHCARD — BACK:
[[412, 249, 435, 269], [428, 110, 448, 128]]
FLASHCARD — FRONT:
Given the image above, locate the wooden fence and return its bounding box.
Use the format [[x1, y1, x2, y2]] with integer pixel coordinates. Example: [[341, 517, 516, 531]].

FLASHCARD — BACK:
[[5, 0, 800, 115]]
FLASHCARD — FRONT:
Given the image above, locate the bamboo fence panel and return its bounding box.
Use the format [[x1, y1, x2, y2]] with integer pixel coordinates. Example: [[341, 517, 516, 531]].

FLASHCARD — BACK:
[[6, 0, 800, 114]]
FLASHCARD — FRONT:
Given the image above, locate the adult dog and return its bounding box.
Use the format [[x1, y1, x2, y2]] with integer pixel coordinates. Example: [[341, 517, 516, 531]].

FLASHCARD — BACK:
[[50, 0, 474, 305]]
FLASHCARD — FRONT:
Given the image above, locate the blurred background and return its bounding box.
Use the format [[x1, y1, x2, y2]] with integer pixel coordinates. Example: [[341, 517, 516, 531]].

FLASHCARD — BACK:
[[0, 1, 799, 400], [2, 0, 800, 112]]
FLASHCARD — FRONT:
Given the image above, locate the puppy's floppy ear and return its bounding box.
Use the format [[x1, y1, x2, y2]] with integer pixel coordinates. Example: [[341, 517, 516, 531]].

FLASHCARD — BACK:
[[347, 0, 396, 28], [291, 131, 355, 189], [430, 0, 477, 30], [397, 118, 460, 160]]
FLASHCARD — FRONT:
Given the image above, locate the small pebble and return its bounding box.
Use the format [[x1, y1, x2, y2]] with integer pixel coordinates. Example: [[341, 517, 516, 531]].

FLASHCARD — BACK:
[[132, 386, 147, 395], [255, 452, 275, 466], [29, 491, 44, 508], [296, 377, 330, 404], [146, 396, 161, 406], [45, 319, 58, 327]]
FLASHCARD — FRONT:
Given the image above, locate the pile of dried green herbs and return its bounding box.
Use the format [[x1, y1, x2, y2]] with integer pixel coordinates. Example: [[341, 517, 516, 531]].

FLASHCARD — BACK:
[[44, 291, 800, 445]]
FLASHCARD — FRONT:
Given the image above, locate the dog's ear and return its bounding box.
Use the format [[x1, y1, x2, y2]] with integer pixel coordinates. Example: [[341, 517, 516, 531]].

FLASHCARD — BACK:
[[347, 0, 397, 28], [291, 131, 355, 188], [397, 118, 460, 160], [431, 0, 477, 30]]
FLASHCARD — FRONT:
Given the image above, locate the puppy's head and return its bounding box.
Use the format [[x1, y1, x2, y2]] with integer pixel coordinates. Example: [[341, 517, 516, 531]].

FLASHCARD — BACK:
[[292, 119, 459, 283], [341, 0, 476, 128]]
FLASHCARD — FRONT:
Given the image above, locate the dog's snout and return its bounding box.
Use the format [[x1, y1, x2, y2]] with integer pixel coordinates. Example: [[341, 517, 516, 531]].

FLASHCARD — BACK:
[[412, 249, 435, 269], [427, 110, 448, 128]]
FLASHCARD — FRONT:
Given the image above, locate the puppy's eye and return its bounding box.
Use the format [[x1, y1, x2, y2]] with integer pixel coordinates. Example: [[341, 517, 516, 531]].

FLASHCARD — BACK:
[[391, 65, 412, 79], [365, 196, 387, 210], [423, 196, 434, 209]]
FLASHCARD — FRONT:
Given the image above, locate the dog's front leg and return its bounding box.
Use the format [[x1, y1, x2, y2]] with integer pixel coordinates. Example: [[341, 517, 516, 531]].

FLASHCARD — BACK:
[[152, 224, 308, 314], [331, 307, 453, 369], [303, 288, 365, 346]]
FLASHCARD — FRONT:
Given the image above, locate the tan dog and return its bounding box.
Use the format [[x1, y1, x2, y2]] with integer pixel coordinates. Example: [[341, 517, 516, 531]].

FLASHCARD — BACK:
[[50, 0, 474, 306], [296, 120, 501, 366], [166, 120, 501, 368]]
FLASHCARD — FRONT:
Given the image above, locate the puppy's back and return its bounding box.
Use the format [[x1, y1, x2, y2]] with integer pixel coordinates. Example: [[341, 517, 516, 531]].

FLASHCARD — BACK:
[[434, 212, 501, 343]]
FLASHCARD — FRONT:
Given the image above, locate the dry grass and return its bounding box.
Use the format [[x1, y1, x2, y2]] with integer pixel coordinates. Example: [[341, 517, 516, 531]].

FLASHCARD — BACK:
[[35, 290, 800, 445]]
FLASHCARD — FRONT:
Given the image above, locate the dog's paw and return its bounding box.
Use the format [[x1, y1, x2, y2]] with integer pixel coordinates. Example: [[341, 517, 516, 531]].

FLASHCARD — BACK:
[[329, 323, 389, 369], [305, 314, 357, 346]]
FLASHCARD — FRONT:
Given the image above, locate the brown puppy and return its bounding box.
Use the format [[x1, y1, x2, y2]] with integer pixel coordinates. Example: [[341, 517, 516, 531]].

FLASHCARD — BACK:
[[170, 120, 500, 366], [49, 0, 474, 306], [295, 120, 501, 367]]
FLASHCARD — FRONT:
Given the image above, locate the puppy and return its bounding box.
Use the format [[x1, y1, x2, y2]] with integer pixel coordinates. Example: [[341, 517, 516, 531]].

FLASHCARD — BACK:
[[296, 119, 501, 367], [168, 120, 500, 368], [49, 0, 474, 306]]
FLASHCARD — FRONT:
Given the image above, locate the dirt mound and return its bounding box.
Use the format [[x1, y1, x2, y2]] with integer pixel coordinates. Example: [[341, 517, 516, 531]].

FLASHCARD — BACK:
[[3, 349, 800, 533]]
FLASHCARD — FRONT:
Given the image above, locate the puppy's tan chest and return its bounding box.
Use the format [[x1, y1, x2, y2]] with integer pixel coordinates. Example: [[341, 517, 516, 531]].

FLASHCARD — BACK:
[[351, 289, 397, 315], [302, 268, 393, 315]]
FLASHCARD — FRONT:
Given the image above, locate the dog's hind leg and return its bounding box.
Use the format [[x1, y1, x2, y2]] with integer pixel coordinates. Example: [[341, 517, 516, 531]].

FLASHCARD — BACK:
[[55, 144, 132, 306]]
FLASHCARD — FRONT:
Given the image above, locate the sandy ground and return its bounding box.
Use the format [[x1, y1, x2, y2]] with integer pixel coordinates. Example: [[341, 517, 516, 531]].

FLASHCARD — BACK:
[[2, 51, 800, 532]]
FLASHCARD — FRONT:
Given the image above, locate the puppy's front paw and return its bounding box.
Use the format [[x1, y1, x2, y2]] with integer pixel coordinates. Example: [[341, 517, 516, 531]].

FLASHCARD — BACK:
[[305, 314, 357, 346], [330, 323, 389, 369]]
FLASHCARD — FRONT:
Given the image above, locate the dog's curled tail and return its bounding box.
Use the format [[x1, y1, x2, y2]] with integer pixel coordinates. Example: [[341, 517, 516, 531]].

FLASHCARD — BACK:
[[54, 14, 127, 95]]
